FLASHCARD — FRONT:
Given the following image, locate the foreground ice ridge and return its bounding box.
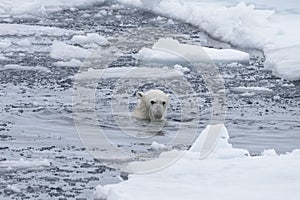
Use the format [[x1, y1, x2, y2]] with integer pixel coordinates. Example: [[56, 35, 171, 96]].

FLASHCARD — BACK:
[[94, 124, 300, 200]]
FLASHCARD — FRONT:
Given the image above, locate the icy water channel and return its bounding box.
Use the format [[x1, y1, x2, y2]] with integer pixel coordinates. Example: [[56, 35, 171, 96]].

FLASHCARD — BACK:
[[0, 2, 299, 199]]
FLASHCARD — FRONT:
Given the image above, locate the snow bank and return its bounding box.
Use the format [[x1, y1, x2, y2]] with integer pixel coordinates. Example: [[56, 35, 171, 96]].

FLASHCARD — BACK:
[[239, 92, 256, 97], [71, 33, 109, 46], [150, 141, 166, 150], [174, 64, 190, 73], [0, 0, 105, 16], [0, 39, 11, 49], [135, 38, 250, 64], [0, 54, 10, 61], [265, 44, 300, 81], [76, 66, 183, 80], [94, 124, 300, 200], [16, 38, 31, 46], [230, 86, 273, 94], [50, 41, 92, 60], [0, 24, 81, 36], [0, 159, 51, 171], [6, 185, 21, 193], [0, 64, 50, 72], [53, 59, 83, 67], [121, 0, 300, 80]]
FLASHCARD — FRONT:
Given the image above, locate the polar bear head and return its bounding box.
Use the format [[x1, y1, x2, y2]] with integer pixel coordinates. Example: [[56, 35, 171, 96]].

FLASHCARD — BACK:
[[133, 89, 169, 121]]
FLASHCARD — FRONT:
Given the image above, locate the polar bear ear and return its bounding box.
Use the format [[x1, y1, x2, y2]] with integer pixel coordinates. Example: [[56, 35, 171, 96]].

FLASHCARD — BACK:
[[136, 92, 144, 98]]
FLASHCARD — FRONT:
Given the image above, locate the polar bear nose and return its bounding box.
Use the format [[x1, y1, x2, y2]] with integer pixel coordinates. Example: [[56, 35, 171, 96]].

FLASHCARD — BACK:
[[154, 113, 163, 119]]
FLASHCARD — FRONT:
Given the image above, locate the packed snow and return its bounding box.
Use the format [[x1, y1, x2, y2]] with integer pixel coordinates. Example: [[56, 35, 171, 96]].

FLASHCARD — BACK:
[[0, 0, 105, 16], [135, 38, 250, 64], [76, 67, 184, 80], [16, 38, 31, 46], [6, 185, 21, 193], [174, 64, 190, 73], [0, 54, 10, 61], [0, 39, 11, 49], [0, 24, 81, 36], [94, 124, 300, 200], [230, 86, 273, 94], [150, 141, 167, 150], [71, 33, 109, 46], [0, 159, 51, 171], [265, 45, 300, 81], [239, 92, 256, 97], [50, 41, 92, 60], [0, 64, 51, 72], [53, 59, 83, 67]]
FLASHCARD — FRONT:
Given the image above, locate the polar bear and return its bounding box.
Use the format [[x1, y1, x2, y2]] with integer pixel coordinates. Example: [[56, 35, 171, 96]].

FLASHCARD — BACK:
[[132, 89, 169, 121]]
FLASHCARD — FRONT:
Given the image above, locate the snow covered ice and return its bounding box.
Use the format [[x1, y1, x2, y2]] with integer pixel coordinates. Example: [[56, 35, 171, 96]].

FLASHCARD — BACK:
[[0, 23, 81, 36], [135, 38, 250, 64], [71, 33, 109, 46], [53, 59, 83, 67], [150, 141, 167, 150], [0, 158, 51, 171], [1, 64, 50, 72], [50, 41, 92, 60], [94, 125, 300, 200], [0, 0, 300, 199], [121, 0, 300, 80]]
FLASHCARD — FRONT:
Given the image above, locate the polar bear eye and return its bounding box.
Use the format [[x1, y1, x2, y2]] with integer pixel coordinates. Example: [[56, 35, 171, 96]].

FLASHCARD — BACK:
[[162, 101, 166, 106], [150, 100, 155, 105]]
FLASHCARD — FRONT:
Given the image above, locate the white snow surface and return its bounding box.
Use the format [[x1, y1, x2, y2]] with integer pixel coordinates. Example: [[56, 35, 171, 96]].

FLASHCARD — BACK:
[[174, 64, 190, 73], [53, 59, 83, 67], [6, 185, 21, 193], [50, 41, 92, 60], [0, 64, 50, 72], [230, 86, 273, 94], [135, 38, 250, 64], [150, 141, 166, 150], [0, 0, 105, 16], [0, 159, 51, 171], [0, 24, 81, 36], [94, 124, 300, 200], [71, 33, 109, 46], [0, 54, 10, 61], [76, 66, 183, 80], [0, 39, 11, 49]]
